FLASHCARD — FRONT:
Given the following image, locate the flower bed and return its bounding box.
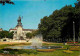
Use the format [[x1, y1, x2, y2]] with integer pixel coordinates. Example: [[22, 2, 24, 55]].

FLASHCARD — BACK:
[[67, 42, 78, 44], [37, 49, 55, 52], [69, 48, 80, 51], [70, 46, 79, 48], [69, 44, 80, 46], [56, 48, 67, 50], [63, 50, 73, 53]]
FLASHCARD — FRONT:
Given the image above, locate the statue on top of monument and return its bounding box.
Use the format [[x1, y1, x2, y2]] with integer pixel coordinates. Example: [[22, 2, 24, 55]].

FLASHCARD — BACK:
[[16, 16, 23, 27], [18, 16, 21, 22]]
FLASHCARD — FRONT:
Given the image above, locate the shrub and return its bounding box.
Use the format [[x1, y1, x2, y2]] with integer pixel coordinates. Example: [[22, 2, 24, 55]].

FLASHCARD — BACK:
[[17, 49, 38, 55], [2, 49, 38, 55], [0, 49, 3, 53]]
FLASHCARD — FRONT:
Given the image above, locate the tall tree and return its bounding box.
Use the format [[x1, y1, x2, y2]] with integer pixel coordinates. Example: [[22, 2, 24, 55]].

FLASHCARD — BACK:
[[0, 31, 13, 39], [38, 5, 78, 42], [26, 33, 33, 39]]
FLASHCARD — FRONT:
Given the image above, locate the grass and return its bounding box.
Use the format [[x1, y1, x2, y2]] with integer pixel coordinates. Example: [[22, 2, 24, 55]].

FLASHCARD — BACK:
[[0, 44, 11, 49], [18, 50, 80, 56], [0, 49, 38, 55], [0, 43, 80, 56]]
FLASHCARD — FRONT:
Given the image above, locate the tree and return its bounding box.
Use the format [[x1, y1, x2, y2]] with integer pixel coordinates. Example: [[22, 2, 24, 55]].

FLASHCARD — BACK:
[[32, 30, 40, 36], [75, 1, 80, 42], [7, 32, 13, 39], [0, 31, 13, 39], [0, 0, 14, 5], [26, 33, 33, 39], [38, 5, 80, 42]]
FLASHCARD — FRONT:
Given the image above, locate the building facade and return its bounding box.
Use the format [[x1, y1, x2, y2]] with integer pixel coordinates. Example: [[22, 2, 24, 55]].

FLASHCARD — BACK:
[[0, 28, 3, 31], [9, 16, 36, 40]]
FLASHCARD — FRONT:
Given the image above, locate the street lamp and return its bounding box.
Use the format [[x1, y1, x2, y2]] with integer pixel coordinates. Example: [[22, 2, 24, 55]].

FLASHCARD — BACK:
[[73, 21, 75, 44]]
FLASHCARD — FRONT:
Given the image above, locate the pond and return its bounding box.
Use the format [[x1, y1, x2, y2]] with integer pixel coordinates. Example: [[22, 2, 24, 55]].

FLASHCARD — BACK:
[[6, 45, 62, 49]]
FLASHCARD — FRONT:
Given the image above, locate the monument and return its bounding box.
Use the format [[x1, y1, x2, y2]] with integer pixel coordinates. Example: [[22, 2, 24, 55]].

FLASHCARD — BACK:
[[13, 16, 26, 40], [9, 16, 36, 40]]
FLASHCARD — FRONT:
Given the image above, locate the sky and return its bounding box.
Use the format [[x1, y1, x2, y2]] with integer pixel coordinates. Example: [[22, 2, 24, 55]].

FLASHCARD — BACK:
[[0, 0, 77, 31]]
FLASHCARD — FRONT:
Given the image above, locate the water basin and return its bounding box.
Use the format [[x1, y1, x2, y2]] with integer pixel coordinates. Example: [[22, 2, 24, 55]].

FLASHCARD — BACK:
[[7, 46, 62, 49]]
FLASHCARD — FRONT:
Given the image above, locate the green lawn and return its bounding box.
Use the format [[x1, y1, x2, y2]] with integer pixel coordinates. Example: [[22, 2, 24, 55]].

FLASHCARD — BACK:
[[0, 43, 80, 56], [18, 50, 80, 56]]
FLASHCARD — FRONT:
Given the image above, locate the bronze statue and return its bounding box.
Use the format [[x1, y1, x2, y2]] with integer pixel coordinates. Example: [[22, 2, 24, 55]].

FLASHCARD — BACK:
[[18, 16, 21, 22], [16, 16, 23, 27]]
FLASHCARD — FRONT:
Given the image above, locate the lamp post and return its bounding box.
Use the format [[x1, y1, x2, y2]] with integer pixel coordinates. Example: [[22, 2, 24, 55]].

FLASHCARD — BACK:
[[73, 21, 75, 44]]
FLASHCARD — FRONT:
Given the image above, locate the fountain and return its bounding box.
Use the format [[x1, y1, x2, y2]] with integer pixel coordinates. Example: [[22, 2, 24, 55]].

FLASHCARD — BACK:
[[31, 34, 43, 48], [6, 34, 62, 49]]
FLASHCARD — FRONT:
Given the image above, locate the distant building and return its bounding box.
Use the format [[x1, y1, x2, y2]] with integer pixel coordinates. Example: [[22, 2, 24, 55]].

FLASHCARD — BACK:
[[9, 16, 36, 40], [0, 28, 3, 31]]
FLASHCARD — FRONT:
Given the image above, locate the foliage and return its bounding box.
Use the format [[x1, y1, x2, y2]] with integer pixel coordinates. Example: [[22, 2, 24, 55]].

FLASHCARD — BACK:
[[0, 49, 38, 55], [0, 31, 13, 39], [0, 0, 14, 5], [38, 1, 80, 42], [32, 30, 40, 36], [26, 30, 40, 39], [26, 33, 33, 39]]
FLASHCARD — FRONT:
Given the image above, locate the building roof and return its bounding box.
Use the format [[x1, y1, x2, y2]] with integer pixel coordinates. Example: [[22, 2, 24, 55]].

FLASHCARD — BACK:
[[0, 28, 3, 31], [9, 29, 17, 30], [9, 28, 36, 31], [23, 29, 34, 31], [0, 29, 2, 30]]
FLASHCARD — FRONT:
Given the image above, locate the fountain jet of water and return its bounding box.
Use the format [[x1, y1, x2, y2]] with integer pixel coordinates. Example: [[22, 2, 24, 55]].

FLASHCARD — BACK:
[[31, 34, 43, 48]]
